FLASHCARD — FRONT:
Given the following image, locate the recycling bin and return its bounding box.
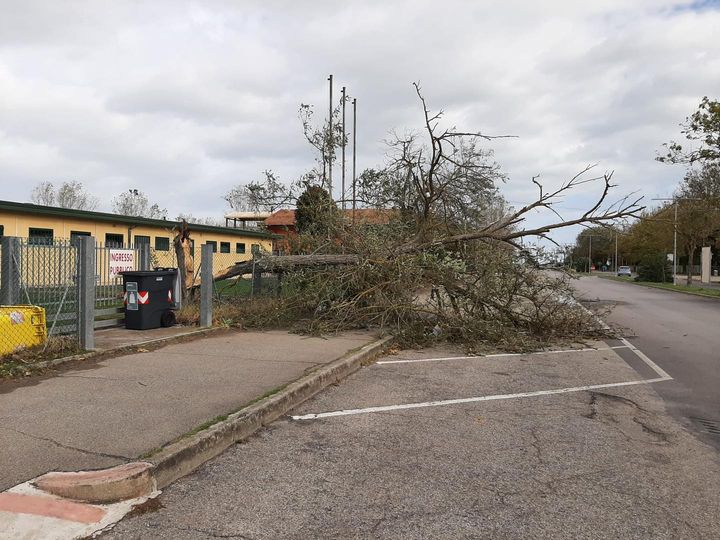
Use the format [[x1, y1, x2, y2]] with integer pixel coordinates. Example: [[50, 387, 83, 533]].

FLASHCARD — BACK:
[[121, 269, 178, 330]]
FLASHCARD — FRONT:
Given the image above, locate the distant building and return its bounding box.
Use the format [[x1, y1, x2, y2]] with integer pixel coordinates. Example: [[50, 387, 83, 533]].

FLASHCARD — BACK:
[[263, 208, 396, 254], [0, 199, 275, 268]]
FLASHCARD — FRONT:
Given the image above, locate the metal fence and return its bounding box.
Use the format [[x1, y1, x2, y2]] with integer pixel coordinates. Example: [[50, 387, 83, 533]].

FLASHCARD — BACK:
[[1, 235, 224, 357], [1, 237, 80, 337]]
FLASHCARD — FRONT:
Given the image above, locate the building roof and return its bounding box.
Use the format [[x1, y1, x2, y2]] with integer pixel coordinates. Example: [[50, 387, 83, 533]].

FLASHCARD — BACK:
[[224, 211, 272, 220], [265, 209, 297, 227], [0, 199, 275, 239], [265, 208, 395, 228]]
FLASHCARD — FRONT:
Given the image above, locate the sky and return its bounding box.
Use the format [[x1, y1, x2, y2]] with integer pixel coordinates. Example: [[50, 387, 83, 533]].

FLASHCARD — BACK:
[[1, 0, 719, 244]]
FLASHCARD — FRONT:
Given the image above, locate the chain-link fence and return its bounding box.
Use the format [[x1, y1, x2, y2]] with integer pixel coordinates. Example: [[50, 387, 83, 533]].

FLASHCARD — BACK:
[[1, 237, 79, 356], [151, 243, 277, 302]]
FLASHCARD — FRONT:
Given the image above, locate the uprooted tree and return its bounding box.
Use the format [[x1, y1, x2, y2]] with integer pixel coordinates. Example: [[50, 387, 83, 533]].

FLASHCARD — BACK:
[[206, 83, 645, 349]]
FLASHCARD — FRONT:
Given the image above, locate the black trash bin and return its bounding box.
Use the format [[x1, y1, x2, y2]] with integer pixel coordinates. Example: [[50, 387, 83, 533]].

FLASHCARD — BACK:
[[121, 269, 178, 330]]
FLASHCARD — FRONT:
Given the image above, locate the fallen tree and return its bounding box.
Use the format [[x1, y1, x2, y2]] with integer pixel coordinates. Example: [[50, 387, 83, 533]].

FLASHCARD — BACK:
[[187, 84, 643, 350], [212, 254, 360, 282]]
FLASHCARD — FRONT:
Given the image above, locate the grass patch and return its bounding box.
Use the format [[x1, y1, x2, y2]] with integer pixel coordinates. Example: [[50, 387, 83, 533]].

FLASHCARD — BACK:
[[597, 275, 720, 298], [0, 336, 84, 379]]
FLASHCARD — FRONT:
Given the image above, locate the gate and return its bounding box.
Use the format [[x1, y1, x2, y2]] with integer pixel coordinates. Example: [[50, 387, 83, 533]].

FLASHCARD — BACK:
[[94, 242, 147, 329]]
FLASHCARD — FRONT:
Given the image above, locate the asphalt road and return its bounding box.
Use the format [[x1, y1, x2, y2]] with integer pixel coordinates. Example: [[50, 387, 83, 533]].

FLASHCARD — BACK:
[[572, 276, 720, 450], [104, 341, 720, 539]]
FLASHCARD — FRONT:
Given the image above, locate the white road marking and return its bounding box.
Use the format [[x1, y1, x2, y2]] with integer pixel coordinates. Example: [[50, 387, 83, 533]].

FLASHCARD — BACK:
[[620, 337, 672, 380], [376, 346, 630, 365], [291, 377, 671, 420], [293, 338, 673, 421]]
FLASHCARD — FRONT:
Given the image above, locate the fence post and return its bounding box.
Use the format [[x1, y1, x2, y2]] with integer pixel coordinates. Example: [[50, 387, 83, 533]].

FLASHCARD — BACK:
[[0, 237, 22, 305], [252, 258, 262, 297], [139, 244, 151, 271], [200, 244, 213, 327], [77, 236, 96, 350]]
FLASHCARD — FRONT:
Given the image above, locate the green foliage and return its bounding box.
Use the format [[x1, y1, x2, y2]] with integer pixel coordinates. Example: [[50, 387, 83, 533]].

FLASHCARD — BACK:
[[573, 257, 590, 273], [636, 253, 672, 283], [295, 186, 338, 235], [658, 96, 720, 165]]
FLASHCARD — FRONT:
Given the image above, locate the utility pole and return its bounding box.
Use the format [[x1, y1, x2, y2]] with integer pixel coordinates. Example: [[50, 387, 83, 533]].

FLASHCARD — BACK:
[[341, 86, 346, 210], [652, 197, 702, 284], [352, 97, 357, 224], [328, 74, 333, 199], [588, 235, 592, 273], [614, 230, 618, 273]]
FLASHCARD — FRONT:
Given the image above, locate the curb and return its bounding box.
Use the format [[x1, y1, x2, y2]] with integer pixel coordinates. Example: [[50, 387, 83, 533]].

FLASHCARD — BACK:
[[33, 462, 154, 503], [149, 335, 394, 489]]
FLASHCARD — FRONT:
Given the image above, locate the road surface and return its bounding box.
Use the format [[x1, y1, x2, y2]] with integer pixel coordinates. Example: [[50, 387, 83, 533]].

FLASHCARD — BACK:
[[572, 275, 720, 449], [104, 342, 720, 539]]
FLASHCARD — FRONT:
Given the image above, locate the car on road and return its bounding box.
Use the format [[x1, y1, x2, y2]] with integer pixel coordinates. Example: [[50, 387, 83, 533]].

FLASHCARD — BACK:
[[617, 265, 632, 277]]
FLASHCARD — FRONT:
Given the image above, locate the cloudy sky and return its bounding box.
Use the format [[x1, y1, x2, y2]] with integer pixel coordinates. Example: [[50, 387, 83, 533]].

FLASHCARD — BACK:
[[1, 0, 719, 243]]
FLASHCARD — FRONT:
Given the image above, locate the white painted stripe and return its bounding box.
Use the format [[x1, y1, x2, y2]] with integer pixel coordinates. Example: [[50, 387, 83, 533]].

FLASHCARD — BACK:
[[376, 346, 630, 365], [291, 377, 671, 420], [560, 292, 673, 381], [620, 337, 672, 380]]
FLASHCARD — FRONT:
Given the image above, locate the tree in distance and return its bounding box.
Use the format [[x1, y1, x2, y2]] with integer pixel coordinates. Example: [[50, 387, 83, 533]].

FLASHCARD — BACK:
[[295, 186, 337, 235], [30, 180, 99, 210], [658, 96, 720, 165], [112, 189, 167, 219]]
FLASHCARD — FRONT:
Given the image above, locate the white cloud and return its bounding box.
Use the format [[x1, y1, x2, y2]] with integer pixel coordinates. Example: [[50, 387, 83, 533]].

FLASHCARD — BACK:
[[0, 0, 718, 240]]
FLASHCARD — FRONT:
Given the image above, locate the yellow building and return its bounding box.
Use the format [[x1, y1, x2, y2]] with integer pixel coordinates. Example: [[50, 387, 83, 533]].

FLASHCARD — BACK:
[[0, 199, 274, 272]]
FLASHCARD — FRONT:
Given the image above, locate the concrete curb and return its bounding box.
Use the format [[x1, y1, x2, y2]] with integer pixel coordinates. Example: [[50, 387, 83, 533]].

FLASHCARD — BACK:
[[149, 335, 394, 489], [33, 462, 154, 504]]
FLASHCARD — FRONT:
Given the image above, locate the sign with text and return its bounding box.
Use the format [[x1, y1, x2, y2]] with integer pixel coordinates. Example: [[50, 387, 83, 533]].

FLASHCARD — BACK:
[[109, 249, 135, 279], [126, 281, 138, 311]]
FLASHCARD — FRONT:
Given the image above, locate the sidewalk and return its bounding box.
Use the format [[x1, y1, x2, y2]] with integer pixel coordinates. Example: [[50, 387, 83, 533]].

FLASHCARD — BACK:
[[0, 329, 376, 492]]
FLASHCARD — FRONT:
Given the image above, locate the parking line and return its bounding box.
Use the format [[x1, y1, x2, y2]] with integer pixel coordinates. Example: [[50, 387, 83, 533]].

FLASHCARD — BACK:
[[620, 338, 672, 380], [293, 338, 673, 421], [291, 377, 671, 420], [376, 346, 631, 365]]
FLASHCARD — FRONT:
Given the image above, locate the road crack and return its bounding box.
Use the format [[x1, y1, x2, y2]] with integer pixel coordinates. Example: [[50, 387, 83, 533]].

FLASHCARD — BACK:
[[0, 425, 132, 461]]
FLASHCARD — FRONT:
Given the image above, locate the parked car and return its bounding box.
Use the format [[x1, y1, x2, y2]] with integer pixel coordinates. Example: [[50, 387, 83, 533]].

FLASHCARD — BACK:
[[617, 265, 632, 277]]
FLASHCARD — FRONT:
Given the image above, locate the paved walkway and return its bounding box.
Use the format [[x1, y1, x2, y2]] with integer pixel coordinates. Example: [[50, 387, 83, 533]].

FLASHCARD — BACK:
[[0, 329, 375, 491]]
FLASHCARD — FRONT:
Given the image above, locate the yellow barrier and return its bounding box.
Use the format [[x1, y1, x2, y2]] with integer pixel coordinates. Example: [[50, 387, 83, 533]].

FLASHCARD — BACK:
[[0, 306, 47, 356]]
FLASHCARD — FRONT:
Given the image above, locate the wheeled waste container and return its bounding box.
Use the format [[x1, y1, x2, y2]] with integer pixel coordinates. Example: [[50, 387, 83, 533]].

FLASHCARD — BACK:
[[121, 269, 178, 330], [0, 305, 47, 355]]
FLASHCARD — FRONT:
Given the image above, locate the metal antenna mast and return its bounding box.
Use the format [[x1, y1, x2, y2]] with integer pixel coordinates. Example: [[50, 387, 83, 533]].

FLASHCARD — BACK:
[[341, 86, 346, 210], [327, 74, 333, 199], [352, 97, 357, 223]]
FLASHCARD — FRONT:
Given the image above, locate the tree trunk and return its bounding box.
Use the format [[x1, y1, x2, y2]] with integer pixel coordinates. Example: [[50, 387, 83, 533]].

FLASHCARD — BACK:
[[212, 254, 360, 283], [173, 221, 195, 301]]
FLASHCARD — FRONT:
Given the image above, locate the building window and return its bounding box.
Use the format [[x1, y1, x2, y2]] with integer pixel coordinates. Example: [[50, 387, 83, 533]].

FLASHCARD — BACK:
[[220, 242, 230, 253], [70, 231, 90, 245], [236, 242, 246, 254], [105, 233, 124, 248], [155, 237, 170, 251], [29, 228, 54, 245], [206, 241, 217, 253], [134, 235, 150, 247], [0, 225, 4, 237]]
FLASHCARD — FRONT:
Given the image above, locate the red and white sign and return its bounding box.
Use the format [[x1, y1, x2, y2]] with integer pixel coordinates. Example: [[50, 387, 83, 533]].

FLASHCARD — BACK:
[[109, 249, 135, 279], [138, 291, 149, 304], [167, 290, 173, 303]]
